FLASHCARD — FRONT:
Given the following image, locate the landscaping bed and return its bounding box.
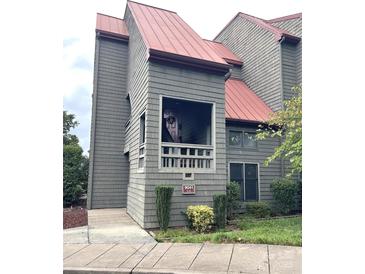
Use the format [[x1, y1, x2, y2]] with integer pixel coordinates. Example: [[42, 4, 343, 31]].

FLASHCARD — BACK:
[[63, 207, 88, 229], [154, 216, 302, 246]]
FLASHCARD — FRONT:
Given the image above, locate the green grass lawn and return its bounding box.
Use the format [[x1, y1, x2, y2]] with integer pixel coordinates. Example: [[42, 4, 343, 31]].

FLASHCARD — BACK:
[[154, 216, 301, 246]]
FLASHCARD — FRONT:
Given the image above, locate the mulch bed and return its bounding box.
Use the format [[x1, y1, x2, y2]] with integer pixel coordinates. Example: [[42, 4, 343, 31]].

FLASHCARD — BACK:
[[63, 207, 88, 229]]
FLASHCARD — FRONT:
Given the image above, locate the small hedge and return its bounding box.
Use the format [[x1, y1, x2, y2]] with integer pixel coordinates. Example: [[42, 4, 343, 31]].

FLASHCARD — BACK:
[[271, 178, 297, 214], [213, 194, 227, 229], [155, 185, 174, 231], [227, 181, 240, 219], [186, 205, 214, 233], [245, 201, 271, 218]]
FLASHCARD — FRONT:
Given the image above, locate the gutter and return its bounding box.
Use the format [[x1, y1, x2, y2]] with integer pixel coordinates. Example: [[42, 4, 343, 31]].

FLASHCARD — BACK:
[[148, 48, 231, 75], [278, 36, 285, 177]]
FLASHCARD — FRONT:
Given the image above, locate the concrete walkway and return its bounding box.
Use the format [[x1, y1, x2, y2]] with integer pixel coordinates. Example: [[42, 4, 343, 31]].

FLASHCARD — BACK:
[[63, 208, 156, 244], [63, 209, 301, 273], [64, 242, 301, 274]]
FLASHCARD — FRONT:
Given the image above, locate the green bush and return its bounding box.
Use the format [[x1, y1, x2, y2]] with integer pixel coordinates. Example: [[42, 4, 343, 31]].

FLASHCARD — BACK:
[[63, 144, 89, 207], [227, 181, 240, 219], [245, 201, 271, 218], [271, 178, 298, 214], [186, 205, 214, 233], [213, 194, 227, 229], [155, 185, 174, 231]]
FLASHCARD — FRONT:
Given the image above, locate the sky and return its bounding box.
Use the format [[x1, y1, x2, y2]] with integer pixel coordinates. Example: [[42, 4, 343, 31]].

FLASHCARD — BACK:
[[63, 0, 302, 154]]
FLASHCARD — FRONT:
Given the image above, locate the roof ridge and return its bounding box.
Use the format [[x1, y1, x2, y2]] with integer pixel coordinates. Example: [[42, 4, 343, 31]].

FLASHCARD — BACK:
[[214, 11, 300, 42], [127, 1, 177, 14], [203, 39, 223, 44], [96, 12, 123, 21], [266, 13, 302, 23]]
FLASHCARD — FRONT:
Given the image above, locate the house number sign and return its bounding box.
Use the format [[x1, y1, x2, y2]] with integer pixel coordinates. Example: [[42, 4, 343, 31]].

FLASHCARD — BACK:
[[182, 184, 196, 195]]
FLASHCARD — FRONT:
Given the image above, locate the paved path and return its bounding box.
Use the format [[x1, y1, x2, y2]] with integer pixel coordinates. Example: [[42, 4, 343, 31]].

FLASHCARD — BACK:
[[63, 208, 156, 244], [63, 209, 301, 273], [64, 242, 301, 274]]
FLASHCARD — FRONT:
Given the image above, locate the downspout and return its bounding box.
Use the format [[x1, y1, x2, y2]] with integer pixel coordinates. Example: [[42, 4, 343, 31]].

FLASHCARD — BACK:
[[87, 33, 101, 209], [279, 36, 285, 177]]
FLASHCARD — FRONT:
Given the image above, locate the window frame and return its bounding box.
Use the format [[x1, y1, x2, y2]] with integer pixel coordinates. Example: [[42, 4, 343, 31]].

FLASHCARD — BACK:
[[138, 111, 146, 172], [158, 95, 216, 173], [243, 131, 258, 149], [228, 161, 260, 201], [228, 130, 243, 147]]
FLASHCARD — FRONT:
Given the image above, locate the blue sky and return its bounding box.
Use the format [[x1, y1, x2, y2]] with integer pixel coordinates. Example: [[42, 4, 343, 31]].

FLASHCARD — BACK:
[[63, 0, 302, 154]]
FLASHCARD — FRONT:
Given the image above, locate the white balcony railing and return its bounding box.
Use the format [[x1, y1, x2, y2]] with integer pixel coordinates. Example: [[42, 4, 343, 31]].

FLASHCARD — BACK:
[[160, 142, 214, 173]]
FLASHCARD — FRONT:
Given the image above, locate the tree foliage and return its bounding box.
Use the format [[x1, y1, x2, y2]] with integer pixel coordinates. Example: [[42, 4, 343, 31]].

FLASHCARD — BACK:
[[63, 110, 88, 207], [257, 85, 302, 177], [63, 111, 79, 145]]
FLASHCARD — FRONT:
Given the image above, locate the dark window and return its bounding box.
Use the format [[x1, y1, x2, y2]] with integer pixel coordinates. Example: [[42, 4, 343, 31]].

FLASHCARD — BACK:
[[229, 163, 244, 201], [229, 163, 259, 201], [229, 131, 242, 146], [161, 97, 212, 145], [244, 164, 258, 200], [140, 113, 145, 144], [243, 132, 257, 149]]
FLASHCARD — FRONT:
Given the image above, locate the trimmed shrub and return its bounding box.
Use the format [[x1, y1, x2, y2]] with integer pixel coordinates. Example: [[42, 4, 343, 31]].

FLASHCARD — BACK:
[[245, 201, 271, 218], [271, 178, 298, 214], [213, 194, 227, 229], [227, 181, 240, 219], [155, 185, 174, 231], [186, 205, 214, 233]]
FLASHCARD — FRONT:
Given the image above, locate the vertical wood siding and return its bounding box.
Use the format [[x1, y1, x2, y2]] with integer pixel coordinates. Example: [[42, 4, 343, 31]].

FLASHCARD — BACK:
[[143, 63, 227, 228], [87, 36, 130, 209], [215, 16, 283, 111], [124, 7, 150, 226]]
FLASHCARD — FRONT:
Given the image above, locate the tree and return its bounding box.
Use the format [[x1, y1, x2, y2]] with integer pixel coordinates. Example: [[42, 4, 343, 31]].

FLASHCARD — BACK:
[[63, 111, 79, 145], [256, 85, 302, 177], [63, 110, 89, 207]]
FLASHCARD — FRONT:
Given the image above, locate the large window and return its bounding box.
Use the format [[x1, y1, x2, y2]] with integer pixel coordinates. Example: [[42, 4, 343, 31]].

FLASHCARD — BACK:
[[159, 96, 215, 172], [229, 163, 259, 201], [161, 97, 212, 145]]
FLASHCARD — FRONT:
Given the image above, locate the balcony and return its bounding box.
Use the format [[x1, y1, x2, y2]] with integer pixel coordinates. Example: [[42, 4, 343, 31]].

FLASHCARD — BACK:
[[160, 142, 214, 173]]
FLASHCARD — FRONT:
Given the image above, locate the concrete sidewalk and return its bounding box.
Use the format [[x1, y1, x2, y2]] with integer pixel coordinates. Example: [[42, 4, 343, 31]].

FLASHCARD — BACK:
[[64, 242, 301, 274], [63, 209, 156, 244]]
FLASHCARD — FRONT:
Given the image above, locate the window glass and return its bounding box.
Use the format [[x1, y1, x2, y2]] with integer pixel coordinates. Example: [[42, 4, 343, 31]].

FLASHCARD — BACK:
[[245, 164, 258, 200], [229, 163, 244, 201], [244, 132, 257, 148], [140, 113, 145, 144], [229, 131, 242, 146]]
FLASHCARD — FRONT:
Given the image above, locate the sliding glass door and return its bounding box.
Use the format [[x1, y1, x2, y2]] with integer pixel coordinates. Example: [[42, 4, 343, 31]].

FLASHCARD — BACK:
[[229, 163, 259, 201]]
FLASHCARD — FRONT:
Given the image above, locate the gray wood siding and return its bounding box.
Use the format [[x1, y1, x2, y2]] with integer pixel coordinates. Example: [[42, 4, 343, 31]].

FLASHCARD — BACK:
[[87, 36, 130, 209], [230, 64, 242, 80], [281, 42, 299, 100], [124, 7, 149, 226], [272, 18, 302, 86], [271, 18, 302, 37], [143, 63, 227, 228], [215, 16, 282, 111], [226, 124, 282, 202]]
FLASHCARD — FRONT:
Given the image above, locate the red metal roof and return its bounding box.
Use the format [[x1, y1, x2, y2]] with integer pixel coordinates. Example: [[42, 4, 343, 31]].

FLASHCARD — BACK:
[[204, 40, 242, 66], [215, 12, 300, 42], [96, 13, 129, 39], [266, 13, 302, 24], [127, 1, 229, 70], [225, 78, 273, 123]]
